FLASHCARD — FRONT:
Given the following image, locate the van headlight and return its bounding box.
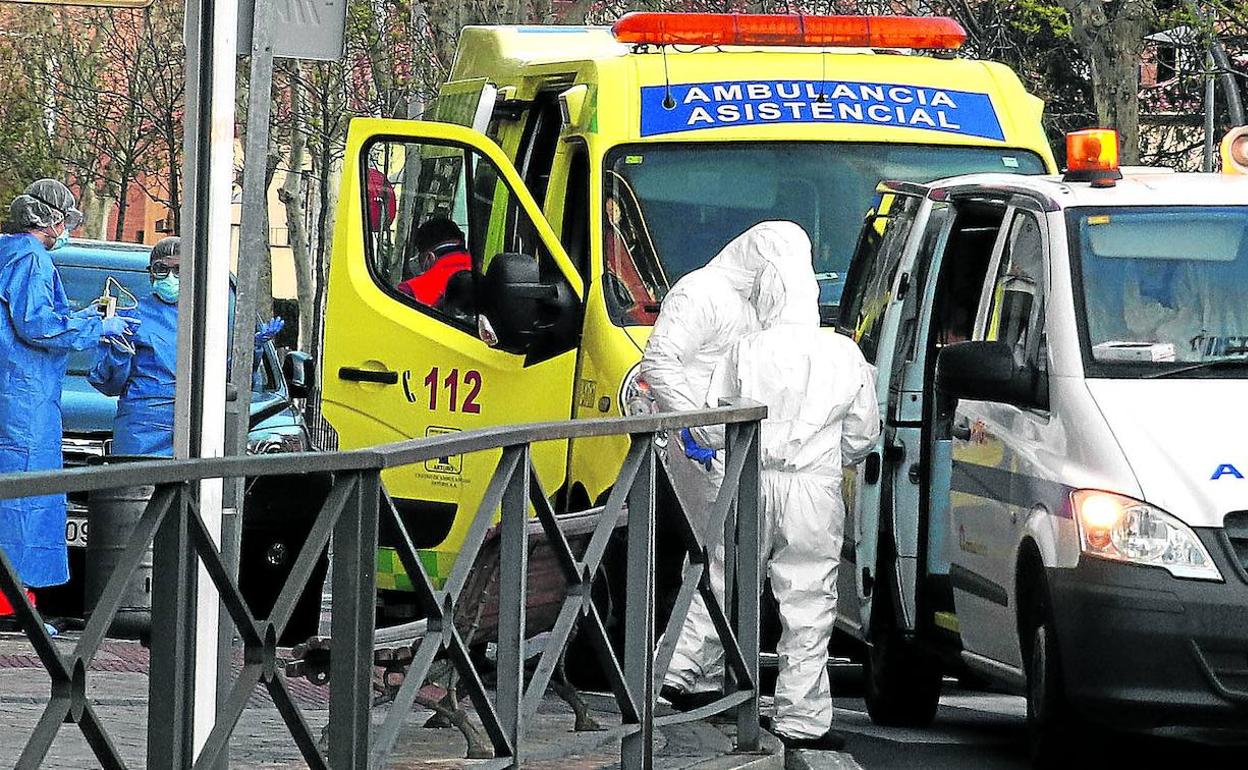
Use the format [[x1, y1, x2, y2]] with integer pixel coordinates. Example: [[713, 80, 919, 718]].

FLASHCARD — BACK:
[[1072, 490, 1221, 581], [619, 363, 667, 447]]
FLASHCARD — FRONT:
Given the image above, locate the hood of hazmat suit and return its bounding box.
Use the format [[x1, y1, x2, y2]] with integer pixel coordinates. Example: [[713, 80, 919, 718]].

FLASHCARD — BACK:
[[0, 232, 104, 587], [700, 222, 881, 740], [641, 221, 808, 414]]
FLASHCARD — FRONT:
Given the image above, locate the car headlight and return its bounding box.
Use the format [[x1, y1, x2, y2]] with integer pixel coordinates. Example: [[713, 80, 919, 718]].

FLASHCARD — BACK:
[[247, 427, 309, 454], [619, 363, 667, 448], [1072, 490, 1221, 581]]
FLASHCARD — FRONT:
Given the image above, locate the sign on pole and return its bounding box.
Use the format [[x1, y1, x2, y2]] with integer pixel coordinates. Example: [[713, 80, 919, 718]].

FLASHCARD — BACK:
[[0, 0, 154, 7], [236, 0, 346, 61]]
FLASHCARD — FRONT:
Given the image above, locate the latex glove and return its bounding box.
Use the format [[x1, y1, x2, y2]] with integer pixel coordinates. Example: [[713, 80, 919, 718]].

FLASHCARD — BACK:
[[72, 304, 102, 319], [101, 314, 140, 338], [679, 428, 716, 471], [254, 317, 285, 353]]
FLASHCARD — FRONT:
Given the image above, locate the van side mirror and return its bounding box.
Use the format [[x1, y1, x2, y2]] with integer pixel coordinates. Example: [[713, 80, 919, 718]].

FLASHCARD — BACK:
[[478, 252, 581, 361], [283, 350, 315, 399], [936, 341, 1048, 411]]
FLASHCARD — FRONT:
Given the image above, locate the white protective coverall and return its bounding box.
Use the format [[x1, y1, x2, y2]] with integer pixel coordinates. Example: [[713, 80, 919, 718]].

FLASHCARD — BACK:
[[642, 223, 793, 693], [698, 226, 880, 739]]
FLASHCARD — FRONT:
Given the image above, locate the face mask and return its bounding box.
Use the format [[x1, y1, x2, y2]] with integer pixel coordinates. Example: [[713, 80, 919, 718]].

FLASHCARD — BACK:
[[153, 274, 180, 304], [47, 224, 69, 251]]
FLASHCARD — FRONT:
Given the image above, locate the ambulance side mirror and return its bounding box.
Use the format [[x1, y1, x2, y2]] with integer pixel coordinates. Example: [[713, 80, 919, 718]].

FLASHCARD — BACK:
[[936, 341, 1048, 411], [478, 252, 581, 361]]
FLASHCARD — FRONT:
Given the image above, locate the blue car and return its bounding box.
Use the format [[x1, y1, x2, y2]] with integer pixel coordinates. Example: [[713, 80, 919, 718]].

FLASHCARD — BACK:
[[48, 239, 326, 638]]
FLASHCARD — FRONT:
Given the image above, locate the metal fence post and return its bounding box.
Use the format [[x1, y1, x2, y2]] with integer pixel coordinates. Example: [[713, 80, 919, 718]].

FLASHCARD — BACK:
[[329, 471, 379, 770], [735, 422, 762, 750], [622, 438, 656, 769], [495, 445, 530, 767], [722, 425, 739, 700], [148, 482, 197, 769]]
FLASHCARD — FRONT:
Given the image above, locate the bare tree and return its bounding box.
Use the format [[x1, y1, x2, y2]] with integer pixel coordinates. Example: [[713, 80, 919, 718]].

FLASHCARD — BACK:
[[1055, 0, 1154, 163]]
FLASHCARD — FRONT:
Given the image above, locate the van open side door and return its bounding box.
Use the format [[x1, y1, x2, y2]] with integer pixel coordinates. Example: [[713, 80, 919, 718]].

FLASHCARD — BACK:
[[837, 188, 929, 635]]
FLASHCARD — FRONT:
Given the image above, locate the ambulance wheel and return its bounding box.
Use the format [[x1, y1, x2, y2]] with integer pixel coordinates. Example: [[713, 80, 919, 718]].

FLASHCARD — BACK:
[[1026, 616, 1084, 768], [863, 628, 941, 727]]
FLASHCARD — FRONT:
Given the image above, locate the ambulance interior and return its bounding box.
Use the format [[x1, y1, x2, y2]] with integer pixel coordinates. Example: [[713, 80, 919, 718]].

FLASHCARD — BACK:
[[602, 142, 1045, 327]]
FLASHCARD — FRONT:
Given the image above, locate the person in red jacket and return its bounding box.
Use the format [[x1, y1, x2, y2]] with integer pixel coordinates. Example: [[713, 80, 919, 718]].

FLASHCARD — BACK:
[[398, 218, 472, 308]]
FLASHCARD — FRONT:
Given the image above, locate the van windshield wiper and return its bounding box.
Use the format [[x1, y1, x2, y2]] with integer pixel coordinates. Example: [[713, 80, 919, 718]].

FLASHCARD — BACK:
[[1142, 357, 1248, 379]]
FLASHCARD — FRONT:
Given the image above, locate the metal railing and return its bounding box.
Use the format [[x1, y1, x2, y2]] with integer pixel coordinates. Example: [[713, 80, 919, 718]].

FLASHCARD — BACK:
[[0, 402, 765, 769]]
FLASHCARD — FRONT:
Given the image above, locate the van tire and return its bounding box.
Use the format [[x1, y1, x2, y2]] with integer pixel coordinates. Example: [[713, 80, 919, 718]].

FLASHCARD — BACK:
[[863, 629, 941, 727], [1026, 615, 1083, 767]]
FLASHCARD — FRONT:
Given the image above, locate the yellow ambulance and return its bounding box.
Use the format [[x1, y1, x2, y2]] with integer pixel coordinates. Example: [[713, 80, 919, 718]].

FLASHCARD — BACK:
[[321, 13, 1058, 603]]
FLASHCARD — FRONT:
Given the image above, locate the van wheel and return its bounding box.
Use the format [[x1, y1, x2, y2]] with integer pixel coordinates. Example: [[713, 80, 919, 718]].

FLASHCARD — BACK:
[[1026, 616, 1083, 767], [864, 629, 941, 727]]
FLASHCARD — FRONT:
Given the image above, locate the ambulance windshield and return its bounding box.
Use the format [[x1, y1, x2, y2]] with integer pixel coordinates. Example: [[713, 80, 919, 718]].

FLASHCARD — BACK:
[[602, 142, 1045, 326], [1073, 206, 1248, 376]]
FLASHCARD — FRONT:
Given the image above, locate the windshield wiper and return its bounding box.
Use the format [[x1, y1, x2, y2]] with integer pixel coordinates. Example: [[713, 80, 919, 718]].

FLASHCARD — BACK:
[[1142, 358, 1248, 379]]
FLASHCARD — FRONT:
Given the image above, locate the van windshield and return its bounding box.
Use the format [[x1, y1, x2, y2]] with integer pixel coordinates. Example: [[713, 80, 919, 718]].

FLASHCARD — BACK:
[[602, 141, 1046, 325], [1072, 206, 1248, 376]]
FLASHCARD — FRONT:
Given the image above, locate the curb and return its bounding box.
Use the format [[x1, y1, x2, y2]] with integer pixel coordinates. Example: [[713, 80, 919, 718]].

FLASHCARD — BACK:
[[784, 748, 864, 770]]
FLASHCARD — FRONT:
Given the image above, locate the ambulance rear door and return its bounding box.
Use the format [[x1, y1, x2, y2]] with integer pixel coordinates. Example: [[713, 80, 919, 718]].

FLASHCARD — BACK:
[[323, 119, 584, 582]]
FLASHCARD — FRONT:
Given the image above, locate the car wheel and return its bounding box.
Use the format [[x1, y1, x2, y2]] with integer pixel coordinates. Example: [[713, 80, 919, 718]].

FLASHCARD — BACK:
[[1026, 615, 1084, 767], [864, 627, 942, 727]]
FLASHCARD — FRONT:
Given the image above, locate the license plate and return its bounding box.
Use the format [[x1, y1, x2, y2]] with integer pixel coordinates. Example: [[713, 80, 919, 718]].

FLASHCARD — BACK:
[[66, 516, 88, 548]]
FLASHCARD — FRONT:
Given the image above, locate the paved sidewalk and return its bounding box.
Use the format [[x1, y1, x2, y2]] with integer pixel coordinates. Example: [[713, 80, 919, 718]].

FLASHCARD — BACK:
[[0, 632, 781, 769]]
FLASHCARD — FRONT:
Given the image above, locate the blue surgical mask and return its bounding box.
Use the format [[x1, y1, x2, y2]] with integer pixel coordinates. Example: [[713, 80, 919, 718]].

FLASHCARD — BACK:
[[153, 274, 180, 304], [49, 227, 70, 251]]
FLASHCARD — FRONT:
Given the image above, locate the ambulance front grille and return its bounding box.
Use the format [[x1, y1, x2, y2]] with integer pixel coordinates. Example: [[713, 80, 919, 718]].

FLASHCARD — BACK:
[[1223, 511, 1248, 578]]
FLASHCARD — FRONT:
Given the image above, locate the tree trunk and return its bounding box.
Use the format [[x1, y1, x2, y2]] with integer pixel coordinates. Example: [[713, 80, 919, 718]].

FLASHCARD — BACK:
[[113, 168, 131, 241], [308, 162, 338, 368], [1059, 0, 1152, 164], [279, 73, 315, 348], [168, 128, 181, 233], [92, 198, 113, 241], [258, 151, 281, 317]]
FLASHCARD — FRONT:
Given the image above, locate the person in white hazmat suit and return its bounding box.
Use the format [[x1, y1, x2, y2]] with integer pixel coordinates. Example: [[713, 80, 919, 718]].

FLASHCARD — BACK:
[[642, 223, 783, 705], [692, 222, 880, 749]]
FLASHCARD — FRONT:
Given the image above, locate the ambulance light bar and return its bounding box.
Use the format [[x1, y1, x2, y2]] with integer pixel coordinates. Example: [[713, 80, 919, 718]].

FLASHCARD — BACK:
[[1064, 128, 1122, 185], [610, 12, 967, 50]]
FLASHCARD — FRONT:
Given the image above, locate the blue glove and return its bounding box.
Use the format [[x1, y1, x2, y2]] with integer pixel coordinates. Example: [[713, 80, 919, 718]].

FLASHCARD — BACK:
[[72, 304, 101, 319], [679, 428, 716, 471], [254, 317, 285, 353], [101, 314, 140, 338]]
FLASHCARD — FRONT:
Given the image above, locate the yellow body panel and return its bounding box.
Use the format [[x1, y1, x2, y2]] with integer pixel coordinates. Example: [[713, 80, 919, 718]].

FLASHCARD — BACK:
[[327, 26, 1059, 590]]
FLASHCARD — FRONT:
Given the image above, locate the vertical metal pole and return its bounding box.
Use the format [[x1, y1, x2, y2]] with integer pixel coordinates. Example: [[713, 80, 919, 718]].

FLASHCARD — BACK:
[[328, 471, 379, 770], [1205, 53, 1217, 173], [721, 424, 738, 698], [735, 423, 762, 751], [218, 0, 276, 742], [496, 446, 530, 767], [148, 484, 196, 769], [175, 0, 239, 754], [622, 439, 655, 770]]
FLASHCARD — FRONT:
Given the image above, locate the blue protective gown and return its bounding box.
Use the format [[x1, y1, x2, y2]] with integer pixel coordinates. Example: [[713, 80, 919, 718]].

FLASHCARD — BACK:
[[0, 233, 104, 587], [88, 294, 178, 457]]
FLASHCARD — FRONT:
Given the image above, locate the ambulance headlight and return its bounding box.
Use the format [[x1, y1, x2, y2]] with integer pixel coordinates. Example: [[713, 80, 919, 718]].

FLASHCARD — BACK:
[[620, 363, 668, 447], [1072, 491, 1221, 581], [620, 363, 655, 417]]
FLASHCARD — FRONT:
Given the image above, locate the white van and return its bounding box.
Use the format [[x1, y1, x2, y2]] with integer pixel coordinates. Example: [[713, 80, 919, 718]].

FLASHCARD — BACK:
[[837, 129, 1248, 762]]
